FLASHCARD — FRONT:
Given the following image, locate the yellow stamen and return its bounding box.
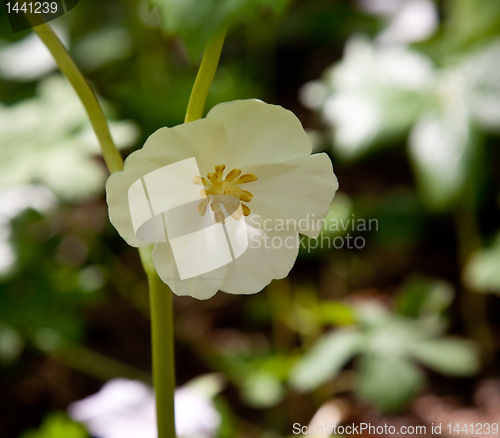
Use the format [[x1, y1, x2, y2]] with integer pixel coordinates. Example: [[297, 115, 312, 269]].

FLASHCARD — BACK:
[[207, 172, 218, 184], [198, 197, 209, 216], [231, 207, 243, 220], [239, 190, 253, 202], [193, 176, 210, 189], [215, 211, 225, 224], [225, 168, 241, 182], [215, 164, 226, 182], [194, 164, 257, 223], [192, 175, 203, 185], [233, 174, 257, 184]]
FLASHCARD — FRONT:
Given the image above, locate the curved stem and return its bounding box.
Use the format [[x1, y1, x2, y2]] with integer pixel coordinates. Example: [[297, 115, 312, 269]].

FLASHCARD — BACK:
[[32, 23, 124, 174], [184, 26, 227, 123]]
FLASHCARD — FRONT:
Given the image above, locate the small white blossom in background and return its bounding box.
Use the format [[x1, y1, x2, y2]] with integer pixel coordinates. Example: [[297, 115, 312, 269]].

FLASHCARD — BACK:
[[357, 0, 438, 44], [106, 99, 338, 299], [68, 378, 221, 438], [300, 31, 500, 210], [300, 36, 435, 159], [0, 25, 68, 81]]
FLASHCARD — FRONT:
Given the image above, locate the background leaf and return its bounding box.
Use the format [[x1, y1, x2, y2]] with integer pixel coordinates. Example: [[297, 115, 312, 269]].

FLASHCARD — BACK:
[[463, 234, 500, 293], [290, 329, 362, 391], [20, 413, 88, 438], [149, 0, 292, 60], [357, 354, 425, 413], [410, 338, 480, 376]]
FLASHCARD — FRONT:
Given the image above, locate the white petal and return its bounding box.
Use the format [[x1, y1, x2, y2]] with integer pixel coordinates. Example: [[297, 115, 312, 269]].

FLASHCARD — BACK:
[[140, 118, 227, 177], [206, 100, 312, 169], [152, 242, 226, 300], [221, 227, 299, 295], [243, 153, 338, 238], [106, 151, 160, 247], [106, 119, 228, 247]]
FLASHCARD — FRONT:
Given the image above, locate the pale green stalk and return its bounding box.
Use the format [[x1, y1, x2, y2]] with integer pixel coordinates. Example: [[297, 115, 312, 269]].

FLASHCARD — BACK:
[[139, 247, 176, 438], [32, 23, 124, 174], [185, 26, 227, 123]]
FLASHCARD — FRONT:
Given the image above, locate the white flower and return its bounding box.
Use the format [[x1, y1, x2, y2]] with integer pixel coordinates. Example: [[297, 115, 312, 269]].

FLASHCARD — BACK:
[[68, 378, 221, 438], [106, 99, 338, 299], [300, 37, 435, 159]]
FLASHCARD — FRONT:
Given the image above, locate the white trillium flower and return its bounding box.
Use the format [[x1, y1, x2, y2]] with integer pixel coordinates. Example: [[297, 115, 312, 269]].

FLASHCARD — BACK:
[[106, 99, 338, 299]]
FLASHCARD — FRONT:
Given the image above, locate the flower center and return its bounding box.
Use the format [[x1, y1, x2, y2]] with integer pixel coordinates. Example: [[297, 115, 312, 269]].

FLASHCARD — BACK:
[[193, 164, 257, 224]]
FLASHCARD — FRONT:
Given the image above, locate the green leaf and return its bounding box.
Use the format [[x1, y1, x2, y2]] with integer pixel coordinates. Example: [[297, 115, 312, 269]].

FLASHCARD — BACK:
[[463, 234, 500, 293], [445, 0, 500, 49], [357, 354, 424, 413], [354, 302, 392, 329], [0, 324, 23, 363], [149, 0, 292, 60], [240, 370, 284, 408], [20, 413, 88, 438], [396, 276, 454, 318], [289, 329, 362, 391], [410, 338, 480, 376], [317, 301, 356, 326]]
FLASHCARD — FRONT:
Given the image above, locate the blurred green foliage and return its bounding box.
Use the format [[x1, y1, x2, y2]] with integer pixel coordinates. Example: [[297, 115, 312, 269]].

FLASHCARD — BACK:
[[20, 413, 88, 438], [464, 234, 500, 293], [290, 278, 479, 412], [150, 0, 292, 59]]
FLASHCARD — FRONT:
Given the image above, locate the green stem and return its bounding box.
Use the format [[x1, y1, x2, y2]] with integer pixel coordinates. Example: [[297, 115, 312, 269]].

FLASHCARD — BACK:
[[140, 247, 176, 438], [184, 26, 227, 123], [32, 23, 124, 174], [454, 201, 495, 367], [148, 268, 176, 438]]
